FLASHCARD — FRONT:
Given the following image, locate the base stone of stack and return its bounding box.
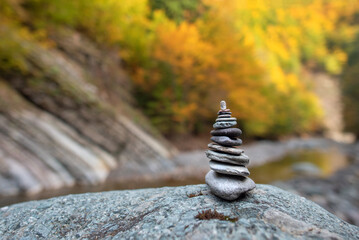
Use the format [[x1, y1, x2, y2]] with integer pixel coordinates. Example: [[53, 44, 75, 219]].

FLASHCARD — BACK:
[[205, 170, 256, 200]]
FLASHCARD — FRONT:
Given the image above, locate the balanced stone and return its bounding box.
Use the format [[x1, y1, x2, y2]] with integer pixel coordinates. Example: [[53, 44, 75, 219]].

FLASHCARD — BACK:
[[208, 143, 244, 155], [211, 136, 242, 146], [209, 160, 249, 176], [220, 100, 227, 110], [213, 121, 237, 129], [215, 117, 237, 122], [205, 170, 255, 200], [205, 150, 249, 165], [218, 115, 232, 118], [218, 111, 232, 115], [218, 108, 231, 113], [211, 128, 242, 138]]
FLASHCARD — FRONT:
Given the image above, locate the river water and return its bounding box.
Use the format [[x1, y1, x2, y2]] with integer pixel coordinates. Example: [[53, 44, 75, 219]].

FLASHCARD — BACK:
[[250, 148, 350, 183], [0, 148, 351, 207]]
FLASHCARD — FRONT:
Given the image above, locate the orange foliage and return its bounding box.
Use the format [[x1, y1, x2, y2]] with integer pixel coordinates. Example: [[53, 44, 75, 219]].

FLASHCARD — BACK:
[[2, 0, 359, 137]]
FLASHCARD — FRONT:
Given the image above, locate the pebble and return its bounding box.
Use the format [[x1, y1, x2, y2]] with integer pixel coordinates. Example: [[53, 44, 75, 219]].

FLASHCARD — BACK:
[[205, 150, 249, 165], [208, 143, 244, 155], [209, 160, 249, 177], [218, 112, 232, 115], [218, 115, 232, 118], [216, 117, 237, 122], [205, 170, 256, 200], [213, 121, 237, 129], [210, 128, 242, 138], [211, 136, 242, 146]]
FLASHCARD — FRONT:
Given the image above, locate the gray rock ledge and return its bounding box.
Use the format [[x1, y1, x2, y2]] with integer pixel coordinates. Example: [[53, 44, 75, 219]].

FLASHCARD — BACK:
[[0, 184, 358, 239]]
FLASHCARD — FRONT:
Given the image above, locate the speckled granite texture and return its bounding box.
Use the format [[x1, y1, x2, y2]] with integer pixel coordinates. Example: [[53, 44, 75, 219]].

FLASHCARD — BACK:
[[0, 184, 358, 239]]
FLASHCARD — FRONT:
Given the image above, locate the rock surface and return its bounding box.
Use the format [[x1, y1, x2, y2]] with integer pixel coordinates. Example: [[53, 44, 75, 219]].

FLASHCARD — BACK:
[[0, 29, 177, 197], [1, 184, 358, 239]]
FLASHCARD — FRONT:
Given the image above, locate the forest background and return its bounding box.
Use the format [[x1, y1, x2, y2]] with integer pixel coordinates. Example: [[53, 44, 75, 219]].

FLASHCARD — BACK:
[[1, 0, 359, 140]]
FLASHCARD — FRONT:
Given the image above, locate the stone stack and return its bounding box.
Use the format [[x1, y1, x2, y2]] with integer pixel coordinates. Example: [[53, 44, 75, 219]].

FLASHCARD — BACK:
[[205, 100, 256, 200]]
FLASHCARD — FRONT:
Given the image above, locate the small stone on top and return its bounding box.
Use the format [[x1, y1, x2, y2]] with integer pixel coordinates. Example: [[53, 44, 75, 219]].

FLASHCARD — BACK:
[[220, 100, 226, 110]]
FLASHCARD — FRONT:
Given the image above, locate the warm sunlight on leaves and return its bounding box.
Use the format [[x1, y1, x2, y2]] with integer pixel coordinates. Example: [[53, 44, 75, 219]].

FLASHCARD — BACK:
[[1, 0, 359, 137]]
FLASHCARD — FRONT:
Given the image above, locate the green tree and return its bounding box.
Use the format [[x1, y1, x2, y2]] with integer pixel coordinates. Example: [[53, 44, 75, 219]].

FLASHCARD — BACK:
[[342, 34, 359, 138], [149, 0, 203, 23]]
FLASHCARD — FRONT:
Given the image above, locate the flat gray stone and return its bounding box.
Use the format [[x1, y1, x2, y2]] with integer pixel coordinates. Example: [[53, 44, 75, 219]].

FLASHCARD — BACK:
[[205, 150, 249, 165], [215, 117, 237, 122], [210, 128, 242, 138], [205, 170, 255, 200], [209, 160, 249, 176], [211, 136, 242, 146], [213, 121, 236, 129], [1, 184, 358, 239], [208, 143, 244, 155]]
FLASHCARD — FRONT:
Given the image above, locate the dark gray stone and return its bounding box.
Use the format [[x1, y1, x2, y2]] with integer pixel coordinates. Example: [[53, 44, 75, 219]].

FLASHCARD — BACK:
[[206, 170, 255, 200], [0, 184, 358, 239], [205, 150, 249, 165], [213, 121, 237, 129], [209, 160, 249, 176], [208, 143, 244, 155], [211, 128, 242, 138], [217, 115, 232, 118], [218, 111, 231, 115], [211, 136, 242, 146]]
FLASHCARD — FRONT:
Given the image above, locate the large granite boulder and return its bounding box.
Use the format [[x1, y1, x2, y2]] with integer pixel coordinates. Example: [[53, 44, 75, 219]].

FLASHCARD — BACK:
[[1, 184, 358, 239]]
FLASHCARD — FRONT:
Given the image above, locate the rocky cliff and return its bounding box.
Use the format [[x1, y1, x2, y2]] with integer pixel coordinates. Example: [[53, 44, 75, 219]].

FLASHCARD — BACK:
[[0, 28, 177, 197], [0, 184, 358, 239]]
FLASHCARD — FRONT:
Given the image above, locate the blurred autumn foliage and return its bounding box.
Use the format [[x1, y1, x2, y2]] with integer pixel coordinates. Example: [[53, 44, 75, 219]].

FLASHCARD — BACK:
[[1, 0, 359, 138], [342, 33, 359, 138]]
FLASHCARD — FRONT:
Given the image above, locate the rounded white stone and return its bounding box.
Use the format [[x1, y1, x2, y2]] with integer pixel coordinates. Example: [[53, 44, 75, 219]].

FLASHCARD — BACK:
[[220, 100, 226, 110]]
